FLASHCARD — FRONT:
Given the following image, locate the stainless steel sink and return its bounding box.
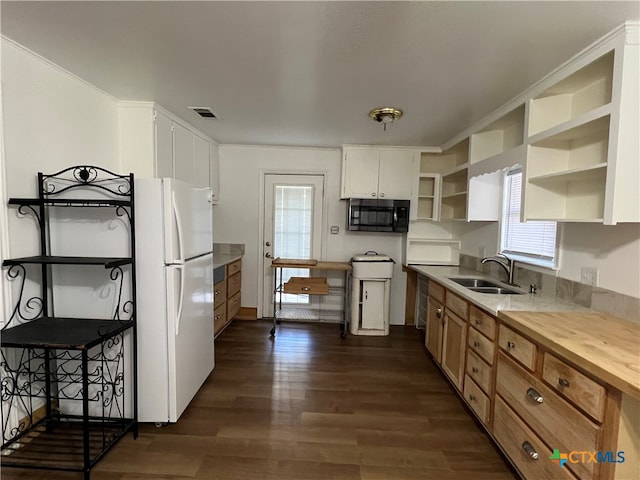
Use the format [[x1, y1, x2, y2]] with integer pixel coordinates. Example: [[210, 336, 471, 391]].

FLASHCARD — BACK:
[[448, 277, 503, 288], [448, 277, 524, 295], [467, 286, 523, 295]]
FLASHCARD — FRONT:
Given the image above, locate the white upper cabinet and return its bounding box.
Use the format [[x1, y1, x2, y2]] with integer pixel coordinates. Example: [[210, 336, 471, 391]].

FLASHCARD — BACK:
[[154, 110, 173, 178], [341, 146, 417, 200], [193, 134, 211, 189], [378, 150, 417, 199], [209, 143, 220, 204], [341, 148, 379, 198], [173, 122, 195, 184], [119, 102, 219, 194]]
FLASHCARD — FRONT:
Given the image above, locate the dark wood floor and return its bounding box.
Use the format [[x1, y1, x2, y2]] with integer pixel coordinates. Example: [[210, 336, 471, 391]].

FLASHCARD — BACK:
[[3, 320, 517, 479]]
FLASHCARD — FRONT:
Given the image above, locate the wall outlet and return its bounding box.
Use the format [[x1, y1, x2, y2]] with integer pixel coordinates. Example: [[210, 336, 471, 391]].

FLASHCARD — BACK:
[[580, 267, 599, 286]]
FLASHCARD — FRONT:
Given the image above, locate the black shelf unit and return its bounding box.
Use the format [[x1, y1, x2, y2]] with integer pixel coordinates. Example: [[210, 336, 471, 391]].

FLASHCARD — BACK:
[[1, 166, 137, 480]]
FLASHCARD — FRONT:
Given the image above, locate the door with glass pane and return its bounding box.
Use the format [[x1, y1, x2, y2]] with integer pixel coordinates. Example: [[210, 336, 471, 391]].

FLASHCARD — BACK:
[[262, 174, 324, 317]]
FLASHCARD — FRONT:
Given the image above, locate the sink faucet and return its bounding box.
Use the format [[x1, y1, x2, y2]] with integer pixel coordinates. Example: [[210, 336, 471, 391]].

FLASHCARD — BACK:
[[481, 253, 517, 286]]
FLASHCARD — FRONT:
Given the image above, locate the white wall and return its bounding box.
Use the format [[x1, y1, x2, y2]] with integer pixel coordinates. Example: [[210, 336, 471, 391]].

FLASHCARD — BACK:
[[1, 39, 123, 320], [216, 145, 407, 323], [1, 38, 120, 257], [459, 220, 640, 298]]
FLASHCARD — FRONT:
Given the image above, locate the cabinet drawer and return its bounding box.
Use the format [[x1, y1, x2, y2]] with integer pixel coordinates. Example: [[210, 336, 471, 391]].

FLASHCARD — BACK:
[[214, 280, 226, 309], [284, 277, 329, 295], [463, 375, 490, 425], [227, 271, 241, 297], [543, 352, 606, 423], [466, 349, 493, 395], [429, 280, 445, 303], [445, 290, 469, 319], [498, 325, 536, 371], [469, 305, 496, 340], [494, 396, 579, 480], [227, 291, 241, 320], [213, 303, 227, 336], [468, 327, 495, 365], [496, 355, 600, 480], [227, 259, 242, 276]]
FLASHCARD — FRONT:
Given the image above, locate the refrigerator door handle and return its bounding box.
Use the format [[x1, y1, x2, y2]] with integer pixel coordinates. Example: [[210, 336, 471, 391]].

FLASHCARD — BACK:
[[172, 191, 185, 263], [175, 264, 185, 336]]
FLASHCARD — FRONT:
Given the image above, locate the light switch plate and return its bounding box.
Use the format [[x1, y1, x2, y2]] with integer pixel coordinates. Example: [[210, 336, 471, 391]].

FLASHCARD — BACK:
[[580, 267, 599, 286], [330, 226, 339, 234]]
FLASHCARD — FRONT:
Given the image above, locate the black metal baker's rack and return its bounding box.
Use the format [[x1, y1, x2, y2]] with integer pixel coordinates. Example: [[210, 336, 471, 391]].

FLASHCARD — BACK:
[[1, 166, 138, 479]]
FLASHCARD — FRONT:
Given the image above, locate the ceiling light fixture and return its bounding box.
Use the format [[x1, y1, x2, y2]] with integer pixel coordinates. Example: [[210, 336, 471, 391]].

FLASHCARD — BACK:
[[369, 107, 403, 131]]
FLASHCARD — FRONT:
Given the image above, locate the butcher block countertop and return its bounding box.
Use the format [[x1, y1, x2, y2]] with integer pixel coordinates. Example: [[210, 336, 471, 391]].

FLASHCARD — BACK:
[[498, 311, 640, 400]]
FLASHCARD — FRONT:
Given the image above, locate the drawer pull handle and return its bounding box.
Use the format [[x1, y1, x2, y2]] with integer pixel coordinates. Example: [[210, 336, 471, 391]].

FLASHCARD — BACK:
[[471, 367, 479, 373], [522, 441, 539, 460], [468, 394, 476, 402], [507, 341, 515, 350], [215, 290, 221, 295], [436, 308, 443, 319], [475, 319, 482, 325], [526, 387, 544, 404], [302, 287, 310, 292], [473, 341, 480, 348], [558, 378, 570, 388], [214, 315, 221, 320]]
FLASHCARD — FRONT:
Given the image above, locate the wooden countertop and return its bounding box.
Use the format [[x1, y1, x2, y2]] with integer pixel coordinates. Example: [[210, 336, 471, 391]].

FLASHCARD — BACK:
[[498, 311, 640, 400], [271, 258, 351, 271]]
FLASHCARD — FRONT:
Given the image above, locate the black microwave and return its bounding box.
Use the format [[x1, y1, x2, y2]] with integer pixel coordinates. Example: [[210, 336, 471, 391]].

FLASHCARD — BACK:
[[347, 199, 410, 233]]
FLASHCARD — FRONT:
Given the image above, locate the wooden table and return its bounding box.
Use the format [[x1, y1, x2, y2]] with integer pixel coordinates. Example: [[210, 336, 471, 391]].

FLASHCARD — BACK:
[[270, 258, 352, 337]]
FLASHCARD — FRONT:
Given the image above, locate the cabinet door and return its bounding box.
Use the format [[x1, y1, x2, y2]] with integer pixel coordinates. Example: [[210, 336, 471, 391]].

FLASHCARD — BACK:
[[341, 148, 379, 199], [193, 135, 210, 188], [154, 110, 174, 178], [377, 150, 416, 200], [173, 122, 194, 184], [441, 310, 467, 391], [209, 143, 220, 203], [426, 296, 444, 363], [361, 280, 385, 330]]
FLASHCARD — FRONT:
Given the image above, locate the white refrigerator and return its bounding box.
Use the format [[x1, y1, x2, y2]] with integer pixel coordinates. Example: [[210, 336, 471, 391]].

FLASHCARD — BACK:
[[135, 178, 215, 423]]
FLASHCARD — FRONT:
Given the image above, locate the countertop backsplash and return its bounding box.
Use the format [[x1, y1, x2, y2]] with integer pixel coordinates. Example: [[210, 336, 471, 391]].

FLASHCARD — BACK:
[[213, 243, 245, 255], [459, 254, 639, 323]]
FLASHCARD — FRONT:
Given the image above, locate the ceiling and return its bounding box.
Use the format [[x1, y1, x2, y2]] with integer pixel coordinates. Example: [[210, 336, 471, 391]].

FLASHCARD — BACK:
[[1, 1, 638, 149]]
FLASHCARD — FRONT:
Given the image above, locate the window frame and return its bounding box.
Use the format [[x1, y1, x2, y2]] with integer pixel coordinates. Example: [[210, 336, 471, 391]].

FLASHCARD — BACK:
[[498, 167, 559, 270]]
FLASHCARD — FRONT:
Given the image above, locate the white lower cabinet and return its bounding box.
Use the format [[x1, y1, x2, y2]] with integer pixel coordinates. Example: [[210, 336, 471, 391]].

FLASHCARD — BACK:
[[360, 280, 385, 330]]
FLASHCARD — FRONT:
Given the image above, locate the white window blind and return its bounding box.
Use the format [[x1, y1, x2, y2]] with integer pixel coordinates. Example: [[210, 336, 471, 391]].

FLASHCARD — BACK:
[[274, 185, 314, 303], [500, 169, 557, 266]]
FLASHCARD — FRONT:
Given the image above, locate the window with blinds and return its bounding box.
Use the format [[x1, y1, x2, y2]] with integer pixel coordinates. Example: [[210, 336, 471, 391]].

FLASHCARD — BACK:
[[274, 185, 314, 303], [500, 168, 557, 268]]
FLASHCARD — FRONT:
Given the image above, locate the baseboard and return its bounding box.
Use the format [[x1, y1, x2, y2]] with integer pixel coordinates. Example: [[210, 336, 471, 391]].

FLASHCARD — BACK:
[[235, 307, 257, 320]]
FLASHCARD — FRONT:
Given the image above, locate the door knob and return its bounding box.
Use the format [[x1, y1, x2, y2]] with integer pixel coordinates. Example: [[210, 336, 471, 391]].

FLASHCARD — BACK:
[[265, 253, 272, 258], [266, 241, 271, 247]]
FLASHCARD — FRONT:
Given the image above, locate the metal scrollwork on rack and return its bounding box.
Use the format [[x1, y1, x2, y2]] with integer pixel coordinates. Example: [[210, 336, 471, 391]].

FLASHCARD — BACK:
[[104, 266, 134, 328], [1, 348, 44, 444], [115, 205, 132, 224], [3, 265, 44, 331], [41, 165, 132, 198]]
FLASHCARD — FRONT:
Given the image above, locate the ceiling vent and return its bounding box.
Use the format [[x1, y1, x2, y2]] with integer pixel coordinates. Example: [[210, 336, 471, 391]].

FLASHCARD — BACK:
[[189, 107, 219, 119]]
